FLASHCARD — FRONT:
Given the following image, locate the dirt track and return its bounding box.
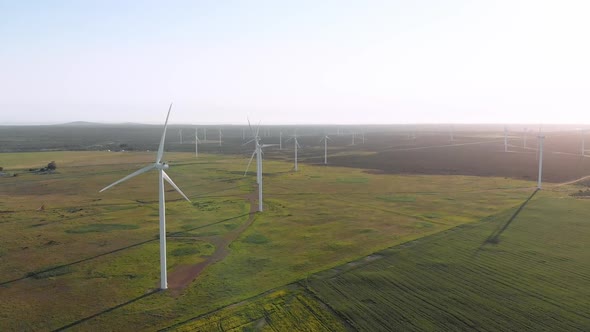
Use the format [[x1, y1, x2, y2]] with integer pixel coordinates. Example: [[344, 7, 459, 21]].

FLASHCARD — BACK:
[[167, 189, 258, 293]]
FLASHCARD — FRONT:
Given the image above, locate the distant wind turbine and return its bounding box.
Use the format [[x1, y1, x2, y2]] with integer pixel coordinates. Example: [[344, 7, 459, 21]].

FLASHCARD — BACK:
[[537, 135, 545, 189], [581, 129, 586, 156], [449, 125, 454, 143], [218, 128, 223, 147], [244, 121, 275, 211], [504, 126, 508, 152], [322, 135, 331, 165], [195, 128, 200, 157], [287, 134, 301, 171], [179, 129, 183, 144], [99, 104, 190, 290]]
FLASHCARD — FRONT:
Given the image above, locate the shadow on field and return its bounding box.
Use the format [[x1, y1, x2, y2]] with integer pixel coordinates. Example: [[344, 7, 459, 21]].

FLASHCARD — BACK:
[[0, 213, 249, 287], [481, 188, 539, 246], [51, 289, 160, 332]]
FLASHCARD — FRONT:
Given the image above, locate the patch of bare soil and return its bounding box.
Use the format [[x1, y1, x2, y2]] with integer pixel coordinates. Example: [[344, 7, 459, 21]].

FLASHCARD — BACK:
[[166, 188, 258, 294], [326, 134, 590, 183]]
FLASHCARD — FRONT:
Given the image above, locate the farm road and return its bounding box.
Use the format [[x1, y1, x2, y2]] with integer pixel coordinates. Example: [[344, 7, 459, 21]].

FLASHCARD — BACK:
[[0, 213, 248, 287], [167, 188, 259, 292]]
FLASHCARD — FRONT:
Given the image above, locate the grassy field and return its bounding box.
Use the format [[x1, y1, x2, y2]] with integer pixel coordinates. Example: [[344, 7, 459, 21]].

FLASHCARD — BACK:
[[0, 151, 555, 330], [303, 188, 590, 331]]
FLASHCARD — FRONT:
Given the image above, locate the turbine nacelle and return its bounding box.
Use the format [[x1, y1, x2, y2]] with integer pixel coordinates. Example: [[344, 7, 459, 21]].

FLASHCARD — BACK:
[[155, 162, 169, 170]]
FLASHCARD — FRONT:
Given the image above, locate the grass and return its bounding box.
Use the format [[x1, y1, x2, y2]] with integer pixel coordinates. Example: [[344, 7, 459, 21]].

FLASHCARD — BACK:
[[65, 223, 140, 233], [304, 190, 590, 331], [0, 151, 562, 331]]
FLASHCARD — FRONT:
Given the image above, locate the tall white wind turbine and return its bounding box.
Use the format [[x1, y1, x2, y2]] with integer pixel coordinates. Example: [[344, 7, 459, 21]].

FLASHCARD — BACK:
[[218, 128, 223, 147], [244, 123, 275, 211], [195, 128, 200, 157], [581, 129, 586, 156], [322, 135, 331, 165], [179, 128, 183, 144], [537, 135, 545, 189], [287, 134, 301, 171], [99, 104, 190, 290], [504, 126, 508, 152]]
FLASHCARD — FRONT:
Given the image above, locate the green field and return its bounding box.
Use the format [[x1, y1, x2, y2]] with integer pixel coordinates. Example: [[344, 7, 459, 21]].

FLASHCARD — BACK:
[[0, 151, 586, 331]]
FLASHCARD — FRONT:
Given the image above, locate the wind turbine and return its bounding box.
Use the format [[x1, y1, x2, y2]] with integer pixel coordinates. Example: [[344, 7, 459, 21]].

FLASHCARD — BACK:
[[244, 122, 275, 211], [195, 128, 200, 157], [523, 127, 528, 149], [581, 129, 586, 156], [504, 126, 508, 152], [322, 135, 331, 165], [204, 128, 207, 141], [218, 128, 223, 147], [99, 104, 190, 290], [537, 135, 545, 189], [279, 131, 283, 150], [179, 129, 183, 144], [287, 134, 301, 171], [449, 125, 454, 143]]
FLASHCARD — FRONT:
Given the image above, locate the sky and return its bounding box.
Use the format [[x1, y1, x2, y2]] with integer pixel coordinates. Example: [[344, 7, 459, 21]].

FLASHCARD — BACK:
[[1, 0, 589, 125]]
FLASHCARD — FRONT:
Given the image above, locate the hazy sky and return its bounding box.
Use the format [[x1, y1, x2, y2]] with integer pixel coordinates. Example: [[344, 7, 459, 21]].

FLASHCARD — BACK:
[[1, 0, 589, 124]]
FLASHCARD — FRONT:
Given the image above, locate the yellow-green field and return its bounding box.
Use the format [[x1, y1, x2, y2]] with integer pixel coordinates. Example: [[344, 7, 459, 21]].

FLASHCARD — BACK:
[[1, 151, 584, 331]]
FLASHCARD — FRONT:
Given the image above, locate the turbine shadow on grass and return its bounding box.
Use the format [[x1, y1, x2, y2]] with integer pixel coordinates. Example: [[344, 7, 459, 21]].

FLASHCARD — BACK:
[[0, 213, 249, 287], [50, 289, 160, 332], [481, 188, 539, 246]]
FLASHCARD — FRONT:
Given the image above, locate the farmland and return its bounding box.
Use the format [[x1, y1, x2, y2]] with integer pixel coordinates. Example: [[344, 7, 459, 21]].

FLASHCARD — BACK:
[[0, 125, 589, 331]]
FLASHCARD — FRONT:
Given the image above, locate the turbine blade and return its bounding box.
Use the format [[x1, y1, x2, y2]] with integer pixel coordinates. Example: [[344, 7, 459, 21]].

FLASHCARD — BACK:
[[99, 164, 155, 192], [255, 122, 261, 138], [242, 138, 256, 146], [247, 117, 255, 138], [162, 171, 191, 202], [244, 150, 257, 175], [157, 103, 173, 163], [261, 144, 277, 148]]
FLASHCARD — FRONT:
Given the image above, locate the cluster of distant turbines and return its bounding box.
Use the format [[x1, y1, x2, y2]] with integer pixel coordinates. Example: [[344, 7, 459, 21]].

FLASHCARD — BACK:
[[100, 106, 585, 290]]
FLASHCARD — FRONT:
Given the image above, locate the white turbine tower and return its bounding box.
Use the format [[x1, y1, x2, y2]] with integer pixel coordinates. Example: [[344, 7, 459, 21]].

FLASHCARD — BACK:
[[204, 128, 207, 141], [279, 131, 283, 150], [537, 135, 545, 189], [218, 128, 223, 147], [179, 128, 183, 144], [288, 134, 301, 171], [581, 129, 586, 156], [449, 125, 454, 143], [99, 104, 190, 290], [322, 135, 331, 165], [195, 128, 200, 158], [244, 123, 275, 211], [504, 126, 508, 152]]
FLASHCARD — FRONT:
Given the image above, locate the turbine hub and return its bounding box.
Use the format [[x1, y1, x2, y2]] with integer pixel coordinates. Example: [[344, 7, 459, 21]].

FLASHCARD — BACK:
[[155, 162, 169, 170]]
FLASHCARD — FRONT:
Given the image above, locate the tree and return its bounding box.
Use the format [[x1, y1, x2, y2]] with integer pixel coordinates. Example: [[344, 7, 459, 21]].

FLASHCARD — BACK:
[[47, 161, 57, 170]]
